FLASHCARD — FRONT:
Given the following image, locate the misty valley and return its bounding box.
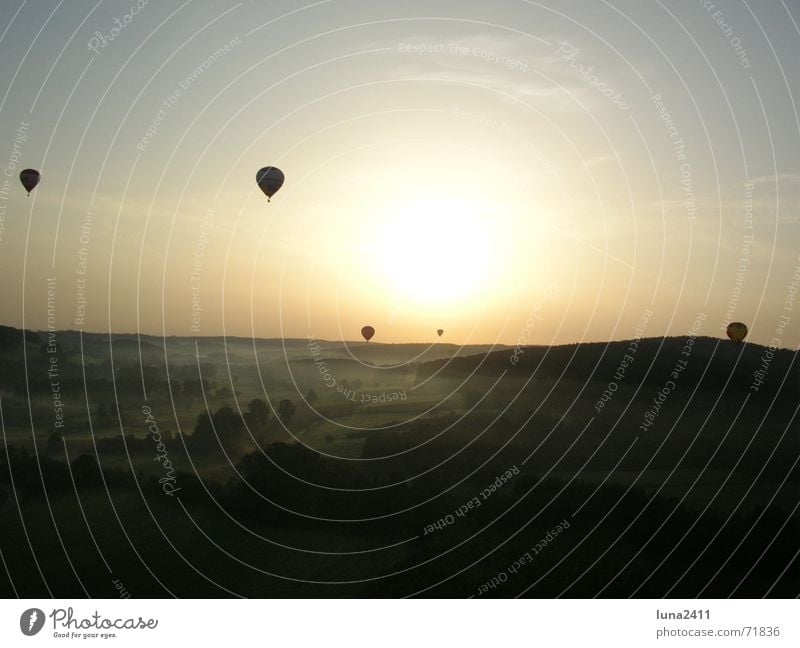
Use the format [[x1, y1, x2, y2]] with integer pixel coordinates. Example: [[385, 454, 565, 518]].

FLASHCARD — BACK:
[[0, 325, 796, 597]]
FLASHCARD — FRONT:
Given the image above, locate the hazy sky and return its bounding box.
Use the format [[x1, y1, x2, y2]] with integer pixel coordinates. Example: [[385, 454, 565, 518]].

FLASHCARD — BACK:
[[0, 0, 798, 347]]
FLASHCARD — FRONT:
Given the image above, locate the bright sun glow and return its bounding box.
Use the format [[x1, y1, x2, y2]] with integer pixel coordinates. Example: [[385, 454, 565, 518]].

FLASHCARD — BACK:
[[369, 197, 496, 305]]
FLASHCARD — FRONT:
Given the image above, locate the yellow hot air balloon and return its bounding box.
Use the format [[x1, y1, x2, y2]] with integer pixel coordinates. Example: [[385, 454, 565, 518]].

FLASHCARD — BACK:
[[726, 322, 748, 343]]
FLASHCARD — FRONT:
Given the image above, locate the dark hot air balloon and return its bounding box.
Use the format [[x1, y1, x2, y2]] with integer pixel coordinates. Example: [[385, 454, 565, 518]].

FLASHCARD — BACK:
[[726, 322, 748, 343], [19, 169, 40, 195], [256, 166, 284, 202], [361, 326, 375, 342], [437, 329, 444, 337]]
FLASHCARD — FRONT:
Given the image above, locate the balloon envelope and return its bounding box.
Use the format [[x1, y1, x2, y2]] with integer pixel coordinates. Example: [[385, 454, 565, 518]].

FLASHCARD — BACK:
[[20, 169, 40, 195], [361, 326, 375, 342], [437, 329, 444, 337], [256, 166, 284, 201], [726, 322, 748, 343]]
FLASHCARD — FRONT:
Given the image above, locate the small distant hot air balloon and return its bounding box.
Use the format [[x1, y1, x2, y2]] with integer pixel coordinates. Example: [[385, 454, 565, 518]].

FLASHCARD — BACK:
[[256, 166, 284, 202], [361, 326, 375, 342], [19, 169, 40, 195], [437, 329, 444, 337], [726, 322, 748, 343]]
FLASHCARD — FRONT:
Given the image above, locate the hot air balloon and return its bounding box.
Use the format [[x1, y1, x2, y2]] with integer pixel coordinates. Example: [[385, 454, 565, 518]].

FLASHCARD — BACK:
[[437, 329, 444, 337], [256, 166, 284, 202], [19, 169, 40, 195], [726, 322, 748, 343], [361, 326, 375, 342]]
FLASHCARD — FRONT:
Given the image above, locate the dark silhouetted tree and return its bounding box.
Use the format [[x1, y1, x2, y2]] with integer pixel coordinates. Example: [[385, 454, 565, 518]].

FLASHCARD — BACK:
[[212, 405, 246, 441], [277, 399, 296, 424], [247, 399, 270, 426], [191, 411, 215, 450], [71, 454, 103, 488]]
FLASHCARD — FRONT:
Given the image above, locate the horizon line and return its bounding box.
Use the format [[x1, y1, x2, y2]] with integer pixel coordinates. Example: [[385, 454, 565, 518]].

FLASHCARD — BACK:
[[3, 324, 798, 353]]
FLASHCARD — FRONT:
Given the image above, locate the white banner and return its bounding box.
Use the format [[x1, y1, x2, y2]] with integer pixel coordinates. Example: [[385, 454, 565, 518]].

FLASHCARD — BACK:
[[1, 599, 797, 647]]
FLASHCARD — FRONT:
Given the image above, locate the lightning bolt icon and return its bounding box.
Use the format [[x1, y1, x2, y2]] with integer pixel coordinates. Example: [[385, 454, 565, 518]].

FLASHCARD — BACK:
[[28, 611, 38, 631]]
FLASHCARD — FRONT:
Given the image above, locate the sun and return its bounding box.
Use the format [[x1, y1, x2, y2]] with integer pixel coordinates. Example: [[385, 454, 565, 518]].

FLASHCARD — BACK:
[[368, 196, 496, 305]]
